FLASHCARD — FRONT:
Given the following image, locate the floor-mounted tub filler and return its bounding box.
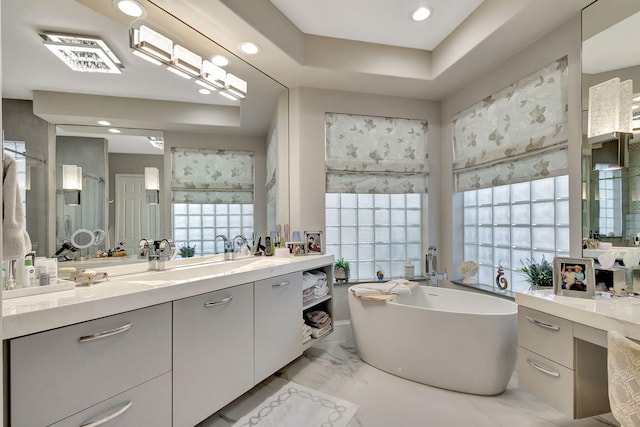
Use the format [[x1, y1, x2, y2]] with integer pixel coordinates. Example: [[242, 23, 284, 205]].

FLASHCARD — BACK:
[[348, 285, 518, 396]]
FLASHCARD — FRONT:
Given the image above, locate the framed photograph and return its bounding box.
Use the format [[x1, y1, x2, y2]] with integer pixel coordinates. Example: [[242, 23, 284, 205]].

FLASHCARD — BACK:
[[553, 257, 595, 299], [287, 242, 306, 256], [304, 231, 324, 255]]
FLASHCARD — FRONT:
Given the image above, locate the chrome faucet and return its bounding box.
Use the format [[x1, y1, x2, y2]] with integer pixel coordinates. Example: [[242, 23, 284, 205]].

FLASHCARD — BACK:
[[425, 245, 447, 286], [231, 235, 248, 259], [139, 238, 176, 271], [214, 235, 231, 260]]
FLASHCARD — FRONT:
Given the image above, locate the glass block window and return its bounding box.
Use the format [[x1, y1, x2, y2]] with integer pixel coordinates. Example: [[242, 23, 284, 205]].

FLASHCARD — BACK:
[[462, 176, 570, 292], [172, 203, 254, 257], [597, 169, 623, 237], [325, 193, 423, 281]]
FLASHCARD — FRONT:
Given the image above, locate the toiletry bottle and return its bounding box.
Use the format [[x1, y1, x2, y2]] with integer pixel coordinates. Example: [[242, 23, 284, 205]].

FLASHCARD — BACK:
[[39, 265, 50, 286], [14, 258, 25, 289], [24, 259, 36, 287]]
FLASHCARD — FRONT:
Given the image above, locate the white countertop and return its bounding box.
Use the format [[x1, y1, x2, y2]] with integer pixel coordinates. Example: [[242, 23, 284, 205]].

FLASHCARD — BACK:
[[2, 254, 334, 340], [516, 289, 640, 342]]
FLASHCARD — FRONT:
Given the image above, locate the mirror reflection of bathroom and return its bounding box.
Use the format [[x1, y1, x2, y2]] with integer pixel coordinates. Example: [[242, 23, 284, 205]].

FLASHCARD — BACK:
[[582, 0, 640, 250], [55, 125, 164, 260], [2, 0, 288, 268]]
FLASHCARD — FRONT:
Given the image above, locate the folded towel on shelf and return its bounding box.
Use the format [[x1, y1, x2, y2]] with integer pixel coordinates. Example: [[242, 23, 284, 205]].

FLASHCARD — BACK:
[[312, 317, 331, 330], [302, 324, 312, 337], [310, 323, 332, 339], [302, 272, 319, 290], [349, 280, 414, 297], [305, 310, 329, 325], [302, 334, 312, 344], [313, 283, 329, 299]]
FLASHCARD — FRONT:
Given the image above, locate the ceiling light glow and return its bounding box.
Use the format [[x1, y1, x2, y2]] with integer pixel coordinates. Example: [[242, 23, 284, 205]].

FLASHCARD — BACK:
[[210, 55, 229, 67], [411, 7, 431, 22], [108, 128, 121, 134], [116, 0, 144, 18], [198, 88, 211, 95], [238, 42, 261, 55], [97, 120, 111, 126]]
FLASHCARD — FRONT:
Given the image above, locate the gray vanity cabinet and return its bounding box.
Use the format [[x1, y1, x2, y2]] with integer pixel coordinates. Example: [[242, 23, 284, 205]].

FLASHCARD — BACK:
[[50, 372, 172, 427], [254, 271, 303, 382], [9, 303, 172, 427], [172, 282, 254, 427]]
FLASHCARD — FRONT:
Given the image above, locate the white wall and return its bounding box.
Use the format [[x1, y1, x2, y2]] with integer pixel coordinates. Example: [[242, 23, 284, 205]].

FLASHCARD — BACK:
[[439, 15, 583, 281], [288, 87, 441, 263]]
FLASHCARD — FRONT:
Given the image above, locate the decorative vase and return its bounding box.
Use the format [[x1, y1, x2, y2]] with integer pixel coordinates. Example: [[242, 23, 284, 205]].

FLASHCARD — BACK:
[[458, 260, 478, 285], [334, 267, 349, 282]]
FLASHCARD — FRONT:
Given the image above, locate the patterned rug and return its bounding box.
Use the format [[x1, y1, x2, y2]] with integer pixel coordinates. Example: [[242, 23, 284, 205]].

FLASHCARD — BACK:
[[231, 381, 358, 427]]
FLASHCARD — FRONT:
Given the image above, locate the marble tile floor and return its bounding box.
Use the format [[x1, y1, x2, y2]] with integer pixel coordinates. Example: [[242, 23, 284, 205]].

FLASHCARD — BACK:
[[199, 338, 619, 427]]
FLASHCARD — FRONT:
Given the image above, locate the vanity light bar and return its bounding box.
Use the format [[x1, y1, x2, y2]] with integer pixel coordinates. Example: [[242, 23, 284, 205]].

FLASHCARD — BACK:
[[172, 45, 202, 77], [41, 32, 123, 74], [223, 73, 247, 99], [129, 25, 248, 99], [131, 25, 173, 62], [200, 60, 226, 89]]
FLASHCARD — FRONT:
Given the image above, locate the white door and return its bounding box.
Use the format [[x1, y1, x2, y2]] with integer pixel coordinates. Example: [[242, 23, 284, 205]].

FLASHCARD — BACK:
[[115, 174, 157, 254]]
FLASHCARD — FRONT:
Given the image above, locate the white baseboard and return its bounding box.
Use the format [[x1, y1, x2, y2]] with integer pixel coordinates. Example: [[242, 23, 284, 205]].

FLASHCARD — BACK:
[[324, 320, 353, 343]]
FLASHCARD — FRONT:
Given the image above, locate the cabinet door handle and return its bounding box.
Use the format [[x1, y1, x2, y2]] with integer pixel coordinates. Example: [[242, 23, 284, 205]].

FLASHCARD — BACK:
[[525, 315, 560, 331], [527, 358, 560, 378], [205, 295, 233, 307], [78, 323, 133, 343], [80, 401, 133, 427], [272, 281, 290, 288]]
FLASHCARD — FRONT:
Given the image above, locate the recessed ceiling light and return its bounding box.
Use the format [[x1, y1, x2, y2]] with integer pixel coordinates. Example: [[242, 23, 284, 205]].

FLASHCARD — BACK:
[[210, 55, 229, 67], [198, 88, 211, 95], [116, 0, 145, 18], [411, 6, 431, 22], [108, 128, 121, 134], [238, 42, 261, 55], [97, 120, 111, 126]]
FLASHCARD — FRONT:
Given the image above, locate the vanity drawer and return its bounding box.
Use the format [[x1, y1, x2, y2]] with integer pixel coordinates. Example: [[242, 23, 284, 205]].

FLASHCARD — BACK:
[[518, 347, 574, 417], [51, 371, 171, 427], [10, 303, 172, 427], [518, 306, 574, 368]]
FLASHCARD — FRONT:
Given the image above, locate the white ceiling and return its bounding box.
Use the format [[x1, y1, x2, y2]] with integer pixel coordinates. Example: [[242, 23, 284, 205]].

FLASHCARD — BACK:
[[583, 10, 640, 74], [1, 0, 286, 154], [269, 0, 484, 51], [157, 0, 593, 101]]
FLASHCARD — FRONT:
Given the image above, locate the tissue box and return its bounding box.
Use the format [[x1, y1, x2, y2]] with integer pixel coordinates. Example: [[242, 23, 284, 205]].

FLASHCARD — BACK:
[[595, 267, 626, 292]]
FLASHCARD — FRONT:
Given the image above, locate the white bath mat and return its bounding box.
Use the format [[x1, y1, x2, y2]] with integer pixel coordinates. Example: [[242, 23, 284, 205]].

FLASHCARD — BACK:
[[231, 381, 358, 427]]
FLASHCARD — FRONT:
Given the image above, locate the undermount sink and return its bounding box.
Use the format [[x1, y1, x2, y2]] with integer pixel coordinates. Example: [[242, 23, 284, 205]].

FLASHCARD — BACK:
[[122, 256, 289, 284]]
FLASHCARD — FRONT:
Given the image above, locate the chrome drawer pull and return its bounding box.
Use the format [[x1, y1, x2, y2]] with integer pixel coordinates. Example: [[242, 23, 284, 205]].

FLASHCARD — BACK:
[[79, 323, 133, 343], [272, 281, 290, 288], [527, 358, 560, 378], [205, 295, 233, 307], [80, 401, 133, 427], [525, 315, 560, 331]]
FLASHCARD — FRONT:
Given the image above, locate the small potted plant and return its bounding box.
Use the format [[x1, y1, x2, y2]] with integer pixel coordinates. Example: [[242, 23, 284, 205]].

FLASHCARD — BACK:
[[179, 243, 196, 258], [520, 256, 553, 289], [334, 257, 350, 282]]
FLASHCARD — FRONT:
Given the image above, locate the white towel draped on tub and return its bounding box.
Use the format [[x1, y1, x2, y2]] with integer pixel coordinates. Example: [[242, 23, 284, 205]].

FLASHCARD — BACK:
[[3, 154, 31, 260], [349, 279, 413, 297]]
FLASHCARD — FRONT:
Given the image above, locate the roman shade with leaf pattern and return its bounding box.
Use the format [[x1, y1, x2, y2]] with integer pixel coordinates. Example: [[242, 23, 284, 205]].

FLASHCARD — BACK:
[[171, 147, 254, 203], [325, 113, 429, 194], [452, 55, 569, 192]]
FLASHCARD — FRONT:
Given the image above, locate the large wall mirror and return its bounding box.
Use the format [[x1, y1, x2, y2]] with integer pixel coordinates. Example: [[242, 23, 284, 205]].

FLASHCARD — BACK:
[[582, 0, 640, 250], [2, 0, 289, 265]]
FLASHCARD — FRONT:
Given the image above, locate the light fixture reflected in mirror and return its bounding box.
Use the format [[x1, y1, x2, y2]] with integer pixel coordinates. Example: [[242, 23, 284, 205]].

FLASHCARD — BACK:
[[145, 166, 160, 204], [63, 164, 82, 205]]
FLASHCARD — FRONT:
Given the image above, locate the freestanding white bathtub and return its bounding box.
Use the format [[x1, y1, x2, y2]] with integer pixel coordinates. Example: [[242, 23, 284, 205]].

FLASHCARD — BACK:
[[348, 285, 518, 395]]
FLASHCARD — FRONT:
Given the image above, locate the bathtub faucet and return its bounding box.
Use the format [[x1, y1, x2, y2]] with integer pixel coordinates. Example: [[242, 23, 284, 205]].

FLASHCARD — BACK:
[[426, 245, 447, 286]]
